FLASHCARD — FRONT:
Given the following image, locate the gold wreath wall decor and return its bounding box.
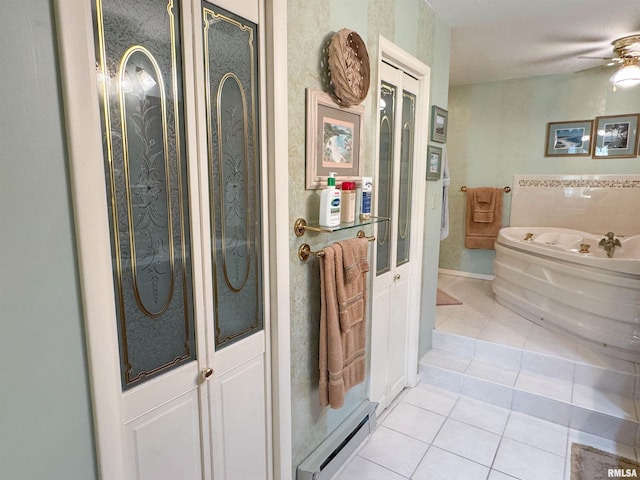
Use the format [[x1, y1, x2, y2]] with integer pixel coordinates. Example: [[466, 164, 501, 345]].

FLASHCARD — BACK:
[[328, 29, 371, 107]]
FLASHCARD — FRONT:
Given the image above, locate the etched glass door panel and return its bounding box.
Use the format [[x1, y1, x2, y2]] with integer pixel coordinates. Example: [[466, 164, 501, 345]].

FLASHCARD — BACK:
[[376, 82, 396, 276], [94, 0, 195, 389], [396, 91, 415, 266], [203, 4, 263, 349]]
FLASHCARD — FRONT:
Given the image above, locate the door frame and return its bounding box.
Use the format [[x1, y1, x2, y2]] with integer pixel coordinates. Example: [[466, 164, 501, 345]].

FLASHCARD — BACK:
[[53, 1, 292, 478], [375, 37, 430, 388]]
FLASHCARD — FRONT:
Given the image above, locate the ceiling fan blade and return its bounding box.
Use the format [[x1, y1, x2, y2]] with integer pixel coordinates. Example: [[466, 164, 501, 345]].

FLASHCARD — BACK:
[[578, 56, 621, 61], [575, 63, 617, 73]]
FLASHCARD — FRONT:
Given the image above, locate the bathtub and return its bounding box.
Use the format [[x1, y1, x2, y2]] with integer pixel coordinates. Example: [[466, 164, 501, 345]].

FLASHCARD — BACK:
[[492, 226, 640, 362]]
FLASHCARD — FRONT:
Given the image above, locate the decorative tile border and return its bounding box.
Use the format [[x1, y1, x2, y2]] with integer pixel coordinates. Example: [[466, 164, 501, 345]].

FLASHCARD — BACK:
[[518, 179, 640, 189], [510, 175, 640, 236]]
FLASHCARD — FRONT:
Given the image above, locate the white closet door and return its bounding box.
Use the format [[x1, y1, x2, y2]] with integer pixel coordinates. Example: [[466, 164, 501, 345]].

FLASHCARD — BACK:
[[370, 61, 420, 413], [64, 1, 271, 478]]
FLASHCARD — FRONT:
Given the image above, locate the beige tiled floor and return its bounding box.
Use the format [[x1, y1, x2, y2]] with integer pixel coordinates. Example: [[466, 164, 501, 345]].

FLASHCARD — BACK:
[[333, 275, 639, 480]]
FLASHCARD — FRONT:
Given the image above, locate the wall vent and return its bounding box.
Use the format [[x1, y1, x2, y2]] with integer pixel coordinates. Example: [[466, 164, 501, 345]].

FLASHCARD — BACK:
[[297, 401, 378, 480]]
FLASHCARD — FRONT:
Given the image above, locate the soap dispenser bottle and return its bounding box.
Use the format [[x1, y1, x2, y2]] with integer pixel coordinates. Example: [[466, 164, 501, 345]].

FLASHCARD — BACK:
[[319, 172, 341, 227]]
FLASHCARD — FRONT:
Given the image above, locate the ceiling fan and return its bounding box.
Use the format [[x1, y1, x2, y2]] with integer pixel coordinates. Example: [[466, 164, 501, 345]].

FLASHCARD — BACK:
[[579, 34, 640, 89]]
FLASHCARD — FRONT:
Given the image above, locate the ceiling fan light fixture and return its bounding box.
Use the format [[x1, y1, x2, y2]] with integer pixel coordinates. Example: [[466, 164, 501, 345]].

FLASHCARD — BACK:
[[609, 59, 640, 89]]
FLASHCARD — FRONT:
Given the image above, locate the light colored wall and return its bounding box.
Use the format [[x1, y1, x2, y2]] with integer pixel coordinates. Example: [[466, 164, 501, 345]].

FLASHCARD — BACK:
[[287, 0, 450, 470], [419, 15, 450, 358], [0, 2, 98, 479], [439, 69, 640, 276], [0, 1, 450, 477]]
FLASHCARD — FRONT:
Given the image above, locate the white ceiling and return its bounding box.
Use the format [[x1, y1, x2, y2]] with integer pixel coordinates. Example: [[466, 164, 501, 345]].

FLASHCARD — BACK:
[[427, 0, 640, 86]]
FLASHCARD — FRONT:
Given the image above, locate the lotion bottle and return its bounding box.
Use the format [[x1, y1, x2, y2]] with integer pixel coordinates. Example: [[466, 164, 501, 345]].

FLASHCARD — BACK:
[[319, 172, 341, 227], [340, 181, 356, 223], [360, 176, 373, 220]]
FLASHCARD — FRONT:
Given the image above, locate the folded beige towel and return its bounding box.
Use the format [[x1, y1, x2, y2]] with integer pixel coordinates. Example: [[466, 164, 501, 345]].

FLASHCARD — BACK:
[[318, 238, 369, 409], [465, 187, 503, 249], [472, 187, 495, 223]]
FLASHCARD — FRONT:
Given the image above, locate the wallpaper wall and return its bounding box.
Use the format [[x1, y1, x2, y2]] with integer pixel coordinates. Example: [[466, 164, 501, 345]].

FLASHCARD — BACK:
[[1, 2, 98, 478], [287, 0, 448, 472], [440, 69, 640, 276]]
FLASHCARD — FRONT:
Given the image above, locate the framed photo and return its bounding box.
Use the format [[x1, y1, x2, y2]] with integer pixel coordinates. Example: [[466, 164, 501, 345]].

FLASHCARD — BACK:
[[426, 145, 443, 180], [592, 114, 639, 159], [545, 120, 593, 156], [430, 105, 448, 143], [306, 89, 364, 189]]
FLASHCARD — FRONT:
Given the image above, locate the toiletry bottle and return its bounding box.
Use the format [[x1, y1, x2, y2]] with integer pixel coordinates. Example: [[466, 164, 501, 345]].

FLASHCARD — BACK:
[[319, 172, 341, 227], [360, 176, 373, 220], [340, 181, 356, 223]]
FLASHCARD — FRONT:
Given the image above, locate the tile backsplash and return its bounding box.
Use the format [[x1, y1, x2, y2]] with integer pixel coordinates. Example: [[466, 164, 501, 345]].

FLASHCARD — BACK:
[[510, 174, 640, 237]]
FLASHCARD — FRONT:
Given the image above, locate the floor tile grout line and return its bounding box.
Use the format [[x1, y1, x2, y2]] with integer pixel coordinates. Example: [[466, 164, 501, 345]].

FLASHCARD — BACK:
[[353, 453, 411, 479], [429, 390, 509, 475], [415, 444, 497, 478], [487, 431, 506, 476], [374, 389, 459, 477], [563, 421, 572, 480], [408, 443, 431, 479], [400, 388, 570, 477], [406, 395, 463, 479]]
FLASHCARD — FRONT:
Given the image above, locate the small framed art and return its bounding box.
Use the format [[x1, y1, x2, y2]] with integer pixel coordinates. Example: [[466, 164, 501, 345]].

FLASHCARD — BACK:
[[592, 114, 639, 159], [545, 120, 593, 156], [426, 145, 443, 180], [430, 105, 448, 143]]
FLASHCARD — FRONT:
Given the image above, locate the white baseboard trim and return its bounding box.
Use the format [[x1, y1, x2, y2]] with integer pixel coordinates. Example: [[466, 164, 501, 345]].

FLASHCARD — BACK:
[[438, 268, 494, 281]]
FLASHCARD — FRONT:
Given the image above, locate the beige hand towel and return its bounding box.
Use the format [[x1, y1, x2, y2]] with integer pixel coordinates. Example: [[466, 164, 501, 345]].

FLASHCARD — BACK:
[[319, 244, 342, 408], [336, 237, 369, 333], [318, 238, 369, 409]]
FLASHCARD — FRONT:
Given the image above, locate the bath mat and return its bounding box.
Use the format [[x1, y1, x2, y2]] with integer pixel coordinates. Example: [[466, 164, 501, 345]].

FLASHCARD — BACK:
[[436, 289, 462, 306], [571, 443, 640, 480]]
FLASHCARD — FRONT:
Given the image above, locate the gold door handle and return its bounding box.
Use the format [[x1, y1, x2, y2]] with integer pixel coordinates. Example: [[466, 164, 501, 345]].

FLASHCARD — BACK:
[[201, 367, 214, 381]]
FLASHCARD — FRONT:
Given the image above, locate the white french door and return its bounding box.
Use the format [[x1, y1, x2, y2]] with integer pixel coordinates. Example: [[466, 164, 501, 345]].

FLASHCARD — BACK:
[[370, 58, 425, 414], [56, 1, 273, 479], [196, 4, 271, 479]]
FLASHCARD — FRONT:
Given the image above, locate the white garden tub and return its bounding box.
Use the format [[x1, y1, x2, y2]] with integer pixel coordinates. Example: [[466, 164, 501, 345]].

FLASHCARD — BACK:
[[492, 226, 640, 362]]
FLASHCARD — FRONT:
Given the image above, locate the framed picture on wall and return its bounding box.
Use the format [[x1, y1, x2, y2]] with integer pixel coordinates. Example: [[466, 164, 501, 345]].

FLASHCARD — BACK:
[[592, 114, 639, 158], [430, 105, 448, 143], [544, 120, 593, 156], [305, 88, 364, 189], [426, 145, 443, 180]]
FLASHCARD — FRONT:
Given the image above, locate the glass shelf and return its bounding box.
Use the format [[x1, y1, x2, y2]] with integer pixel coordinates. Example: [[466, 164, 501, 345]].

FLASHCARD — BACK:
[[293, 217, 389, 237]]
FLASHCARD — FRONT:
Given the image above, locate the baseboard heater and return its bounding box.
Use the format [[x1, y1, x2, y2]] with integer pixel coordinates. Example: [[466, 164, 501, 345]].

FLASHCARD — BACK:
[[297, 400, 378, 480]]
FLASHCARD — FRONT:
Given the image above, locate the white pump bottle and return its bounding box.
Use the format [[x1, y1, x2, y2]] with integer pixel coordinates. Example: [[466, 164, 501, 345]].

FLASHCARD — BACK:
[[319, 172, 341, 227]]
